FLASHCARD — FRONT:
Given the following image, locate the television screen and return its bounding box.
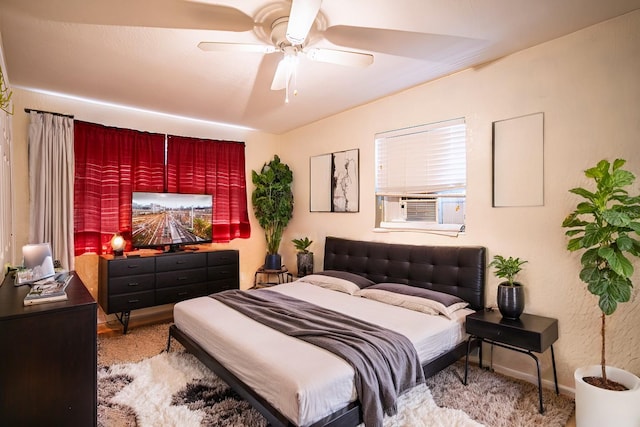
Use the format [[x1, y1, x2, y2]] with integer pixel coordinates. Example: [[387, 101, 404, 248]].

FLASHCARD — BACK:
[[131, 192, 213, 248]]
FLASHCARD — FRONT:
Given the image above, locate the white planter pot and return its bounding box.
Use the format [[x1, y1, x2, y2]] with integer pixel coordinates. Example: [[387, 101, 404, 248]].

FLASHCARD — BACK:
[[575, 365, 640, 427]]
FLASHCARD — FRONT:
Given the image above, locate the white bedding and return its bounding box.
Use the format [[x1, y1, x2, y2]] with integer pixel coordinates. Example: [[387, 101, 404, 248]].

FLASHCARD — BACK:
[[173, 281, 472, 426]]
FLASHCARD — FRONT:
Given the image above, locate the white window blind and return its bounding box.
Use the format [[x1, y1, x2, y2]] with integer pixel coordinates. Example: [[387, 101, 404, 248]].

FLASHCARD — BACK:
[[375, 118, 466, 195]]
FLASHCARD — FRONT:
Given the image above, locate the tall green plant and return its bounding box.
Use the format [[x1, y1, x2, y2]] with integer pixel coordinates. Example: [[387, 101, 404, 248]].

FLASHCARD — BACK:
[[562, 158, 640, 384], [252, 155, 294, 255]]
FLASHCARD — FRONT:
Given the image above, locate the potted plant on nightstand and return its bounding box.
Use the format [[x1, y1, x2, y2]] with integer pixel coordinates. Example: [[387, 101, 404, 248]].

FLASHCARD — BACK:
[[252, 155, 294, 270], [488, 254, 528, 319], [292, 237, 313, 277], [562, 158, 640, 427]]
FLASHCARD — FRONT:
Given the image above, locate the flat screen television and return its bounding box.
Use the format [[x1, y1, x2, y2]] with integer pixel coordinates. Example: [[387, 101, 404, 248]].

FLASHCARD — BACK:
[[131, 192, 213, 250]]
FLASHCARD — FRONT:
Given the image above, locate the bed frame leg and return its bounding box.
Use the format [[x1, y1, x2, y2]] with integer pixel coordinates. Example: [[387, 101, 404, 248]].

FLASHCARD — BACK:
[[166, 327, 173, 352]]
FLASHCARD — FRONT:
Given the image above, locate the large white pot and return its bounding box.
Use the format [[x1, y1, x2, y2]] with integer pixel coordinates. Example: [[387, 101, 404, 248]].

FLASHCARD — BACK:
[[574, 365, 640, 427]]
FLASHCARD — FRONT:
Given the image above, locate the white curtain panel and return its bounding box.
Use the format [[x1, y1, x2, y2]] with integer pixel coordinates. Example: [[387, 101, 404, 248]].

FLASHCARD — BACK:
[[28, 111, 74, 270]]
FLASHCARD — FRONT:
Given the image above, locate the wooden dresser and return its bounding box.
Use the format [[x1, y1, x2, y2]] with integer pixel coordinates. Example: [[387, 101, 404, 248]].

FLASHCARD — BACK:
[[0, 271, 97, 426], [99, 249, 239, 333]]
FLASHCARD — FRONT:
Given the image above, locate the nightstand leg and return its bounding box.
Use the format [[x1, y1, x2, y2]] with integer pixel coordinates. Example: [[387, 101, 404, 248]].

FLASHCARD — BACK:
[[551, 344, 559, 394], [464, 336, 474, 385], [489, 342, 494, 372], [531, 352, 544, 413]]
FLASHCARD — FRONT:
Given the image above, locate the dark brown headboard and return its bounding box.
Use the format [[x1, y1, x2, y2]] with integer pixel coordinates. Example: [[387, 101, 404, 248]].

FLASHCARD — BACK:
[[323, 236, 486, 311]]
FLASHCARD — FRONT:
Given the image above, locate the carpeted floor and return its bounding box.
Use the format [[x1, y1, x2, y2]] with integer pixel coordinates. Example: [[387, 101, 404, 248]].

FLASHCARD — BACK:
[[98, 322, 575, 427]]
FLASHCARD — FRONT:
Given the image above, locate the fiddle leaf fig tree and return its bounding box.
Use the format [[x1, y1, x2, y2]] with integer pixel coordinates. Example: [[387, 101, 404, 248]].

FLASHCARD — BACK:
[[562, 158, 640, 385], [252, 155, 294, 255]]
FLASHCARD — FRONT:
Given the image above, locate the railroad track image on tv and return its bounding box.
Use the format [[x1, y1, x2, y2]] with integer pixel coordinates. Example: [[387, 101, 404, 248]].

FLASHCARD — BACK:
[[131, 192, 213, 250]]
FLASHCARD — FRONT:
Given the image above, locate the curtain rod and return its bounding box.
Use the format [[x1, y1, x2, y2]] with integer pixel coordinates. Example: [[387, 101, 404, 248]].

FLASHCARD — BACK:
[[24, 108, 74, 119]]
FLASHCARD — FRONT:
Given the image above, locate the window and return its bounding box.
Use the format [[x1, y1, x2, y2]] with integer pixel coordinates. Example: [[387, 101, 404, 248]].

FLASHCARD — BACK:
[[375, 118, 466, 233]]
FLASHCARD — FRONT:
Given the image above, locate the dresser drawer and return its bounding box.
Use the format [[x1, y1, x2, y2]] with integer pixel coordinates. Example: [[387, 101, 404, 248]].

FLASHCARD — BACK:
[[155, 283, 207, 305], [156, 253, 206, 271], [155, 268, 207, 289], [108, 290, 155, 313], [108, 257, 155, 277], [207, 278, 237, 294], [207, 264, 238, 281], [108, 273, 155, 295], [208, 250, 239, 266]]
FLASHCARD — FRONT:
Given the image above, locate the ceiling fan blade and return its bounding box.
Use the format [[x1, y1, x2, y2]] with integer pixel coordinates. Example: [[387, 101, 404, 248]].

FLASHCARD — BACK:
[[324, 25, 485, 61], [198, 42, 276, 54], [242, 54, 288, 121], [271, 55, 297, 91], [1, 0, 255, 32], [286, 0, 322, 45], [304, 48, 373, 67]]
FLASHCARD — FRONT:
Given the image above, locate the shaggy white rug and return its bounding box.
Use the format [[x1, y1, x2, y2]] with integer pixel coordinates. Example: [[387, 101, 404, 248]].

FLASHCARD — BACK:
[[98, 351, 483, 427]]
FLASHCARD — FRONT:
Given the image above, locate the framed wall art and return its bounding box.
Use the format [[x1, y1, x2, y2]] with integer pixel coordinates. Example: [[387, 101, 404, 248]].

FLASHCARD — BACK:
[[492, 112, 544, 207], [310, 149, 359, 212]]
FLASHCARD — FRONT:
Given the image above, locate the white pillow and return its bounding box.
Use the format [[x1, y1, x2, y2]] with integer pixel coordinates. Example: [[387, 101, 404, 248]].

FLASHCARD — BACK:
[[297, 274, 362, 295], [357, 283, 469, 319]]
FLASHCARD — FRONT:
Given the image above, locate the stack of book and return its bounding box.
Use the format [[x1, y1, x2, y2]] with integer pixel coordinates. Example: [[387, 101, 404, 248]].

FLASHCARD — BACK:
[[23, 273, 73, 306]]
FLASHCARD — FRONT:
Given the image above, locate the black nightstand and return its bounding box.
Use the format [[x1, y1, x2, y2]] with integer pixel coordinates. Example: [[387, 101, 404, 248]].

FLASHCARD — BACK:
[[464, 310, 559, 413]]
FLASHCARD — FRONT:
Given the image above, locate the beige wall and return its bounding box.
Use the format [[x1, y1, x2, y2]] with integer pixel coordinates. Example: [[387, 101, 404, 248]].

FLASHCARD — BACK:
[[6, 10, 640, 394], [277, 11, 640, 392]]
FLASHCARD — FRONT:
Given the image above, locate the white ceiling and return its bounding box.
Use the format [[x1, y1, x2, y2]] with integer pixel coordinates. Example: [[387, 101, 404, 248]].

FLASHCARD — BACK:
[[1, 0, 639, 134]]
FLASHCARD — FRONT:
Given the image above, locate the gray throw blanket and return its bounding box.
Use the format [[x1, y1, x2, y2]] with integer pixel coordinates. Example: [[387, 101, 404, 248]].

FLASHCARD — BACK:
[[210, 289, 425, 427]]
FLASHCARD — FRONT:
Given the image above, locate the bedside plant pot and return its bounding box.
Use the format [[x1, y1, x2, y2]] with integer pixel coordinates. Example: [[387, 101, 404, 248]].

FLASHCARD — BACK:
[[296, 252, 314, 277], [575, 365, 640, 427], [497, 283, 524, 319], [264, 254, 282, 270]]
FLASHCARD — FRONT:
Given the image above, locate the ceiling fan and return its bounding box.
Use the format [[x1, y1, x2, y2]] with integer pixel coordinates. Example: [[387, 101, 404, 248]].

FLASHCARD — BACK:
[[3, 0, 484, 103], [197, 0, 374, 103]]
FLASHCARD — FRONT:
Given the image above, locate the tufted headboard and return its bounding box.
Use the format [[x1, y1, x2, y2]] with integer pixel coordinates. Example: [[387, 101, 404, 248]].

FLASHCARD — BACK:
[[323, 236, 486, 311]]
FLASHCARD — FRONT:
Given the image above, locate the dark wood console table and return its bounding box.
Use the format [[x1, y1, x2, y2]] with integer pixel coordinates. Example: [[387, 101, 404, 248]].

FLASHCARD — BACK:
[[99, 249, 239, 333], [0, 271, 97, 426]]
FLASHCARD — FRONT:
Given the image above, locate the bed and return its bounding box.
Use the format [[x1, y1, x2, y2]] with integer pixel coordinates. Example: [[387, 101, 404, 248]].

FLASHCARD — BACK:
[[168, 236, 486, 427]]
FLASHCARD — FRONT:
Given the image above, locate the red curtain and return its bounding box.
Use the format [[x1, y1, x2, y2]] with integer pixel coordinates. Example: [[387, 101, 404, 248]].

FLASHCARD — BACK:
[[73, 121, 165, 255], [167, 135, 251, 242]]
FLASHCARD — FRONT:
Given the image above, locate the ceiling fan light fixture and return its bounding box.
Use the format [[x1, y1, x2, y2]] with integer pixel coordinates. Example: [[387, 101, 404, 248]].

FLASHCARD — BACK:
[[282, 50, 300, 103], [285, 0, 322, 45]]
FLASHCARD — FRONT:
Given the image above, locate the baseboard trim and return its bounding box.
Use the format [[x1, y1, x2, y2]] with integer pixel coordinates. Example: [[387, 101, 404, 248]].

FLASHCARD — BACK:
[[466, 353, 575, 398]]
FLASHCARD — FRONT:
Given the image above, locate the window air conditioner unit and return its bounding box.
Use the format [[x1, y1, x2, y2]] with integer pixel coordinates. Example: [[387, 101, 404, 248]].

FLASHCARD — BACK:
[[400, 198, 438, 222]]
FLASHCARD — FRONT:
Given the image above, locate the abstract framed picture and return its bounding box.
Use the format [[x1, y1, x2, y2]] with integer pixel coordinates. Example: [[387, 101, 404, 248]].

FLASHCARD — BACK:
[[310, 149, 359, 212]]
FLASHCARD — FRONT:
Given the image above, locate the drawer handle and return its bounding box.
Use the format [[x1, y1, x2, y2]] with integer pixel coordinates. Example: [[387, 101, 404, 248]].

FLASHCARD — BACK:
[[176, 260, 186, 265], [177, 276, 188, 281], [127, 264, 140, 269], [128, 299, 140, 303], [178, 291, 189, 296], [128, 282, 139, 287]]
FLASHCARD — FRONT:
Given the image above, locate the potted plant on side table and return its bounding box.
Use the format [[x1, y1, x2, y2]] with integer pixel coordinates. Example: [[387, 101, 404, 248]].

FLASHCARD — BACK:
[[562, 158, 640, 427], [488, 254, 528, 319], [292, 237, 313, 277], [252, 155, 294, 270]]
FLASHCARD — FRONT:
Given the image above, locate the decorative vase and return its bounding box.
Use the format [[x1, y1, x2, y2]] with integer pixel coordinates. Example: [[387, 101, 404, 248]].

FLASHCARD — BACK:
[[575, 365, 640, 427], [264, 254, 282, 270], [296, 252, 314, 277], [497, 283, 525, 319]]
